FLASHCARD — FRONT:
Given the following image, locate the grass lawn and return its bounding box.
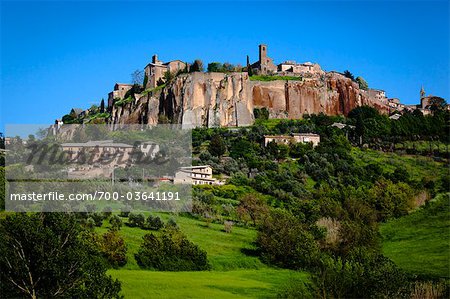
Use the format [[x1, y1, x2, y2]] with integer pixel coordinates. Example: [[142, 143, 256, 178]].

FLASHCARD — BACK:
[[380, 193, 450, 278], [97, 213, 265, 270], [108, 269, 310, 299], [351, 147, 446, 182]]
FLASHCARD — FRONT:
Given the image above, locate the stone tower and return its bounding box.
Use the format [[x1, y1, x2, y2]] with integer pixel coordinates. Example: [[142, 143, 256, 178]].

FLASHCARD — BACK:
[[420, 86, 425, 98], [256, 44, 277, 75], [259, 44, 268, 63]]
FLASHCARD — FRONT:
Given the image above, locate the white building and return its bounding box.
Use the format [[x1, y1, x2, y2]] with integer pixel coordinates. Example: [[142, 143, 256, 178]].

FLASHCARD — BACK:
[[174, 165, 216, 185]]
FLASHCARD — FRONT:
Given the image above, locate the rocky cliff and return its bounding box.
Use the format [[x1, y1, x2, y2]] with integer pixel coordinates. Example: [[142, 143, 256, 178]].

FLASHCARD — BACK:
[[109, 72, 389, 127]]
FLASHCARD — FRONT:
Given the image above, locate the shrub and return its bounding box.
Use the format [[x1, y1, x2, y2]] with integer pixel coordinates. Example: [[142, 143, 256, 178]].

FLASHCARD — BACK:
[[127, 213, 145, 228], [135, 228, 209, 271], [102, 206, 112, 219], [166, 218, 178, 229], [145, 215, 164, 230], [90, 212, 104, 227], [109, 215, 122, 231], [257, 210, 321, 269], [100, 230, 127, 268], [86, 217, 96, 230], [223, 220, 233, 233]]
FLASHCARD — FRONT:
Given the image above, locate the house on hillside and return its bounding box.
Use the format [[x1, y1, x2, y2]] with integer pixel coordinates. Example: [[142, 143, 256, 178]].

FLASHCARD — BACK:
[[174, 165, 217, 185], [264, 133, 320, 147]]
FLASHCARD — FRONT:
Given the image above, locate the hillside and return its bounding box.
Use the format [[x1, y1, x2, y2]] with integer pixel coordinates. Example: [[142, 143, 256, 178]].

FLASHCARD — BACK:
[[381, 193, 450, 278]]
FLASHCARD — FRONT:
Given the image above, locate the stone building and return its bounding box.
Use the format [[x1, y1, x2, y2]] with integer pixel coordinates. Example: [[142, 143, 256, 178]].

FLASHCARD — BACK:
[[251, 44, 277, 75], [277, 61, 323, 76], [144, 55, 188, 89], [368, 89, 387, 104], [264, 133, 320, 147], [107, 83, 134, 108]]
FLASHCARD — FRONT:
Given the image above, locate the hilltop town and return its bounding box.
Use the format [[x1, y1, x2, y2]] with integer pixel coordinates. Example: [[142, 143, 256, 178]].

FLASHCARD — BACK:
[[58, 44, 447, 128]]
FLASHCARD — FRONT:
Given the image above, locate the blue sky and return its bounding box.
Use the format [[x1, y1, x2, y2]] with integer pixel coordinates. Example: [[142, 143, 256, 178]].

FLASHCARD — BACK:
[[1, 1, 449, 130]]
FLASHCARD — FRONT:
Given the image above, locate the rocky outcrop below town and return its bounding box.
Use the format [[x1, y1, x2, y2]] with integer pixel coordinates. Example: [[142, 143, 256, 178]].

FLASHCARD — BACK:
[[108, 72, 389, 128]]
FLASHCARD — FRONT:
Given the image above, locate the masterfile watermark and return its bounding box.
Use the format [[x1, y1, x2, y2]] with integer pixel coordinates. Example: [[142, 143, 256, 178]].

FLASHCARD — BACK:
[[5, 124, 193, 212]]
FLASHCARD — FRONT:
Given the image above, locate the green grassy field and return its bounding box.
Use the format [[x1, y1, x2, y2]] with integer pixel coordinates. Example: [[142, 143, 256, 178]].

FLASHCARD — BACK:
[[98, 214, 311, 298], [97, 213, 264, 271], [109, 269, 310, 299], [380, 193, 450, 278], [351, 148, 446, 182]]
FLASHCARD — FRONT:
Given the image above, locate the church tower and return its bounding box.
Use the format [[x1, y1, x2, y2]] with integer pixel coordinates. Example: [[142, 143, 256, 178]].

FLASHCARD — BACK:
[[420, 86, 425, 98]]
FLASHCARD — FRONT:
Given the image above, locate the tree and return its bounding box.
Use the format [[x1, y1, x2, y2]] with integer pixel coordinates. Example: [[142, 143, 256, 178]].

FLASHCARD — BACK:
[[427, 96, 447, 113], [208, 134, 226, 157], [100, 98, 105, 113], [256, 210, 321, 269], [343, 70, 355, 81], [207, 62, 222, 72], [355, 76, 368, 90], [237, 194, 269, 226], [131, 69, 144, 85], [247, 55, 253, 76], [190, 59, 204, 72], [163, 70, 174, 82], [100, 230, 127, 268], [0, 213, 122, 298], [62, 114, 75, 124]]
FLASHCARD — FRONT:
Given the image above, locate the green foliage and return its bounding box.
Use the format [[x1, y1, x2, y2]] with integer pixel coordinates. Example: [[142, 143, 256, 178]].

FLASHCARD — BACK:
[[145, 215, 164, 230], [190, 59, 204, 72], [368, 179, 415, 221], [356, 76, 368, 90], [343, 70, 355, 81], [257, 210, 321, 270], [135, 228, 209, 271], [100, 230, 127, 268], [109, 215, 123, 231], [253, 107, 269, 120], [314, 250, 410, 299], [0, 213, 122, 298], [127, 212, 145, 228], [114, 96, 133, 107], [207, 62, 239, 73], [236, 193, 269, 226], [208, 134, 227, 157]]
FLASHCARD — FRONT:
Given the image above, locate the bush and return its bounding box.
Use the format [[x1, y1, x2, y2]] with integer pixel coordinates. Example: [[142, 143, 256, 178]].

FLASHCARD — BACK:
[[135, 228, 209, 271], [166, 218, 178, 229], [313, 250, 411, 299], [109, 215, 122, 231], [127, 213, 145, 228], [146, 215, 164, 230], [102, 206, 112, 219], [90, 212, 104, 227], [256, 210, 321, 270], [100, 230, 127, 268]]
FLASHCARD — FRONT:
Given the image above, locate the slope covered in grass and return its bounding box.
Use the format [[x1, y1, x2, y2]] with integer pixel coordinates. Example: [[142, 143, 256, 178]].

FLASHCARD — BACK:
[[97, 213, 264, 270], [109, 269, 310, 299], [380, 193, 450, 278]]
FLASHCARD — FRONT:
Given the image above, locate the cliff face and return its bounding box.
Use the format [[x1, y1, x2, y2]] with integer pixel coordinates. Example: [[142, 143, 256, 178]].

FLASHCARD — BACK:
[[109, 72, 389, 127]]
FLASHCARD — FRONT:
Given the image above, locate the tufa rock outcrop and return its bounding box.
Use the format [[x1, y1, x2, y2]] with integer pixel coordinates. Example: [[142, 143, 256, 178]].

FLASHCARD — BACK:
[[108, 72, 389, 128]]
